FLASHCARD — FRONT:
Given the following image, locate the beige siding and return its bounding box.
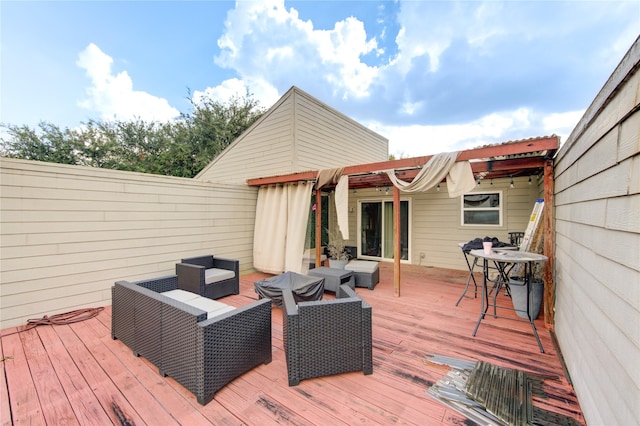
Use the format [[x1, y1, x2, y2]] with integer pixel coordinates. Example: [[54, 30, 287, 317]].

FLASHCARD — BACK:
[[197, 94, 296, 184], [553, 39, 640, 426], [294, 92, 389, 169], [413, 176, 539, 270], [0, 158, 258, 329], [348, 176, 539, 271], [197, 86, 388, 184]]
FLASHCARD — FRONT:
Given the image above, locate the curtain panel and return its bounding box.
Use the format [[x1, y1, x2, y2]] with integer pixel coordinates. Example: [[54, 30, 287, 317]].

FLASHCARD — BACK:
[[253, 182, 313, 275]]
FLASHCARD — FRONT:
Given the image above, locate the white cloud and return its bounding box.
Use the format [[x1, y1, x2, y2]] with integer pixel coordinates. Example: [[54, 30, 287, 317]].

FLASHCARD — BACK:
[[366, 105, 583, 158], [312, 17, 379, 98], [400, 100, 423, 116], [193, 77, 280, 111], [543, 110, 584, 144], [70, 1, 633, 159], [365, 107, 536, 158], [215, 0, 379, 100], [76, 43, 179, 122]]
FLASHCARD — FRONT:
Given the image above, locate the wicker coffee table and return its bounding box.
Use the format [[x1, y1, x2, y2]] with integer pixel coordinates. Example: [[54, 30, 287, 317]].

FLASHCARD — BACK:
[[308, 267, 355, 293]]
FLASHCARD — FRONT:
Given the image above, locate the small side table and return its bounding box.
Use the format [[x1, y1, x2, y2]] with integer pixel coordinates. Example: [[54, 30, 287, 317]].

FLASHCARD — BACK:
[[308, 267, 355, 293]]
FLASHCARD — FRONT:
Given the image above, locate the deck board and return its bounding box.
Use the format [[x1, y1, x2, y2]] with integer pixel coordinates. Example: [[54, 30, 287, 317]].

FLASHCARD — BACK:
[[19, 328, 79, 426], [0, 338, 13, 426], [0, 263, 585, 425], [2, 328, 47, 425], [36, 324, 115, 425]]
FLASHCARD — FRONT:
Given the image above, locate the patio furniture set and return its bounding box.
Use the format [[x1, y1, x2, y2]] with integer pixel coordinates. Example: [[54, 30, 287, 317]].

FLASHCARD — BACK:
[[111, 254, 376, 405]]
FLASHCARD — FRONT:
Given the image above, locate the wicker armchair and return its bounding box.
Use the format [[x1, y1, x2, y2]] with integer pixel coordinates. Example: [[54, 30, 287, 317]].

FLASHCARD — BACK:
[[176, 255, 239, 300], [112, 275, 272, 405], [282, 284, 373, 386]]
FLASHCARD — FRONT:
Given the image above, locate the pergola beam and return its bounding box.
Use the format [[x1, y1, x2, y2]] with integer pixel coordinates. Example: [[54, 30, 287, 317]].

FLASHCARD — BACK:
[[247, 136, 558, 187], [347, 157, 547, 188]]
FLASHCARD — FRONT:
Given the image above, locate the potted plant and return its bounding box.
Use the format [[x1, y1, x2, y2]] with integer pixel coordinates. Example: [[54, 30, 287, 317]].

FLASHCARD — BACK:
[[326, 227, 349, 269]]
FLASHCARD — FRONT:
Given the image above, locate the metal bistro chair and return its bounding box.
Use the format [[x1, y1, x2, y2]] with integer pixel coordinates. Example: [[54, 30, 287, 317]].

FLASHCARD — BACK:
[[508, 231, 525, 247], [456, 238, 517, 307], [456, 242, 480, 306]]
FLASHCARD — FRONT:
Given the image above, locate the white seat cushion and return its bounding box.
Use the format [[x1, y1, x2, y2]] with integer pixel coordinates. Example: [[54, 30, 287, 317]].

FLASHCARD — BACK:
[[162, 289, 200, 302], [162, 289, 235, 319], [345, 260, 379, 273], [204, 268, 235, 284]]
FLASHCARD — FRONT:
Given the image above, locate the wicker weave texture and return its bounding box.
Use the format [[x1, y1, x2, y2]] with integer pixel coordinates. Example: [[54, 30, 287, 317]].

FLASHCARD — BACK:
[[200, 302, 272, 404], [176, 255, 240, 300], [283, 284, 373, 386], [111, 283, 137, 349], [111, 275, 179, 357], [136, 275, 180, 293], [111, 276, 272, 405], [352, 268, 380, 290]]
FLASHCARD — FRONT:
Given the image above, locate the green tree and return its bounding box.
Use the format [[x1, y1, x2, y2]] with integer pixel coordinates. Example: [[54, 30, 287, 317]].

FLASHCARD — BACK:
[[1, 122, 84, 165], [0, 92, 265, 178], [178, 90, 264, 175]]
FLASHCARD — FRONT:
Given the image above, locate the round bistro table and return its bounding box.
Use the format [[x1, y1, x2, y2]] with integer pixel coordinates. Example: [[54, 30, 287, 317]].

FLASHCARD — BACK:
[[469, 249, 548, 353]]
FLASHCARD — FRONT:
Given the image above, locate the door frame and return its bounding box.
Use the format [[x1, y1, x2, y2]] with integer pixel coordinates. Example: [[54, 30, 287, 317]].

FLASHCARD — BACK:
[[356, 197, 411, 263]]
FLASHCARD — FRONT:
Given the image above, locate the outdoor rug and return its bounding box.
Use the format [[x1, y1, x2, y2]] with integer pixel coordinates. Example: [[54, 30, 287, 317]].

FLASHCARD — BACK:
[[424, 353, 581, 426]]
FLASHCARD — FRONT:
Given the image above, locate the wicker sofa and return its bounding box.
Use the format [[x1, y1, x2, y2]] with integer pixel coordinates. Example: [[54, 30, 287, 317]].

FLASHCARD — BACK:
[[111, 275, 272, 405], [176, 255, 240, 300], [282, 284, 373, 386]]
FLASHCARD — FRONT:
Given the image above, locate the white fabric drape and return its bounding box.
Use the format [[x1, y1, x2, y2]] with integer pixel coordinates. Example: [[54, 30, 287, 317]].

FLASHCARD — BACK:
[[334, 175, 349, 240], [385, 151, 475, 197], [445, 161, 477, 197], [284, 183, 313, 273], [253, 185, 287, 274], [253, 182, 312, 274], [316, 168, 349, 240]]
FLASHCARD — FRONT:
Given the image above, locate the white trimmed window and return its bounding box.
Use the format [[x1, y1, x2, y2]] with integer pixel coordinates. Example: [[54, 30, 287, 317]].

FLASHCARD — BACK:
[[462, 192, 502, 226]]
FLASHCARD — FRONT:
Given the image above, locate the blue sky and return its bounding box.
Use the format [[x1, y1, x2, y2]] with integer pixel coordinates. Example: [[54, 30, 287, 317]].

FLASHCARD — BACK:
[[2, 1, 639, 158]]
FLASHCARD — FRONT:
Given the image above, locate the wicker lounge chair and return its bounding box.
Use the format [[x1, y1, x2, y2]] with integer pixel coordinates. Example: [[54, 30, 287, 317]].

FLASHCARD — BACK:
[[282, 284, 373, 386], [176, 255, 240, 300], [111, 275, 272, 405]]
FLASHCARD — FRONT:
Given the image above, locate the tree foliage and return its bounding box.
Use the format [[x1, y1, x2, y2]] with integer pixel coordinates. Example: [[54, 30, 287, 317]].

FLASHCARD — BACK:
[[0, 92, 265, 178]]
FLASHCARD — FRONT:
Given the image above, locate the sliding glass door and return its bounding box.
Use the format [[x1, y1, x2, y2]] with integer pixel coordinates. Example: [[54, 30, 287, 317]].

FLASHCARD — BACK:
[[359, 199, 409, 261]]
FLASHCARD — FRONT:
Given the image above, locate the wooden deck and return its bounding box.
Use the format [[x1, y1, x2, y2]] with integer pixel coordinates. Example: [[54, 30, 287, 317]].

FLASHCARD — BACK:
[[1, 263, 585, 425]]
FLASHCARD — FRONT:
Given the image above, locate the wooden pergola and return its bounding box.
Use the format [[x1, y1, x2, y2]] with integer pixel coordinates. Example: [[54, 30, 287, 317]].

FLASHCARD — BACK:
[[247, 136, 559, 326]]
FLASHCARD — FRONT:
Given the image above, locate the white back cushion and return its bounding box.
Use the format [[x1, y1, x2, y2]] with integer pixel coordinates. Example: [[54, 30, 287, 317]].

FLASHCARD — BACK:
[[163, 289, 235, 319]]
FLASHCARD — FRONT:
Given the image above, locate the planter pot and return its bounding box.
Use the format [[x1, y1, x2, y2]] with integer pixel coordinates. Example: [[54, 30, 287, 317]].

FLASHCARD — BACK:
[[509, 277, 543, 319], [329, 259, 349, 269]]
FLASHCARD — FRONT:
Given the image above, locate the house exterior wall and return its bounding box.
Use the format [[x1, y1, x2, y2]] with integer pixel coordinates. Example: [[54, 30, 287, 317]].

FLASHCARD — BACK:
[[196, 93, 298, 184], [196, 86, 389, 184], [412, 176, 540, 269], [292, 91, 388, 171], [0, 158, 257, 329], [553, 39, 640, 425], [343, 175, 540, 270]]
